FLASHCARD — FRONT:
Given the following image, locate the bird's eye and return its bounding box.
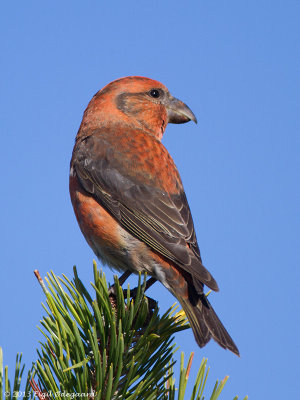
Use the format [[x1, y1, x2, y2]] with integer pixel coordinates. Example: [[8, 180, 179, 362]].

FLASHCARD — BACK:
[[149, 89, 161, 98]]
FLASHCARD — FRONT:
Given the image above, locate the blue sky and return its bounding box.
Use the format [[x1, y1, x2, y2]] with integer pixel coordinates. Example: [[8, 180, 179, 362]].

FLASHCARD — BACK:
[[1, 1, 299, 399]]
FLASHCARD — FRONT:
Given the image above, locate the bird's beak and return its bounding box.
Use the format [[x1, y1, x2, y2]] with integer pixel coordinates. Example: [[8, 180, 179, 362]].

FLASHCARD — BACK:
[[166, 96, 197, 124]]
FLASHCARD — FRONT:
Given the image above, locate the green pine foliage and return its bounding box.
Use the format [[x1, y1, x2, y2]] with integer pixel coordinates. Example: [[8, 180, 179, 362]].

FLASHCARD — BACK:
[[0, 262, 247, 400]]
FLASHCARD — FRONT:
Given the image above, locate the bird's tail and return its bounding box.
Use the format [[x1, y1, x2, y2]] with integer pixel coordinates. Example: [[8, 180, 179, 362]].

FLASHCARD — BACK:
[[177, 287, 240, 356]]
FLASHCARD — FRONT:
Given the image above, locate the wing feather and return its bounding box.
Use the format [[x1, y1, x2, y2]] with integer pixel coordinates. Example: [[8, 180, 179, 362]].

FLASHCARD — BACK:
[[73, 134, 219, 291]]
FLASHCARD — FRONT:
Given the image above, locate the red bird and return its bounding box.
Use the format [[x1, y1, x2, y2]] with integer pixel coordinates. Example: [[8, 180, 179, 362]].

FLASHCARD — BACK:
[[70, 76, 239, 355]]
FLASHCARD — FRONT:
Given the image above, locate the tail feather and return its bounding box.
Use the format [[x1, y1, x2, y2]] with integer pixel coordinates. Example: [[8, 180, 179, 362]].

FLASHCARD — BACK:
[[201, 297, 240, 355], [180, 255, 219, 292], [178, 292, 240, 356], [180, 297, 211, 347]]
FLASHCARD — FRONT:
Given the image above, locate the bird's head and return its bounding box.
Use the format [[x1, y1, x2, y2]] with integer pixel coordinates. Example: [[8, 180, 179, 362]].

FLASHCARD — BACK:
[[78, 76, 197, 141]]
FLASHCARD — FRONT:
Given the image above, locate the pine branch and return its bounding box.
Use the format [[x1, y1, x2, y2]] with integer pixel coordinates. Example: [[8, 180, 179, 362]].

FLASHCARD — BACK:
[[0, 262, 247, 400]]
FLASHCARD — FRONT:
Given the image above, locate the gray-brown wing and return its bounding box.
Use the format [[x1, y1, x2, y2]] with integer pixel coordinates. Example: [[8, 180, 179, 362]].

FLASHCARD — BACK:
[[72, 136, 218, 291]]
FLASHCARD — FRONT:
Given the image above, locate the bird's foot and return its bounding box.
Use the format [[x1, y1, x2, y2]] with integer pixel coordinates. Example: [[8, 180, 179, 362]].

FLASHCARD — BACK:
[[108, 270, 132, 296]]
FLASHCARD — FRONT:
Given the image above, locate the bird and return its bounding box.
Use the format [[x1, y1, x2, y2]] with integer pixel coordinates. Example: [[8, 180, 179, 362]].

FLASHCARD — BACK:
[[69, 76, 239, 356]]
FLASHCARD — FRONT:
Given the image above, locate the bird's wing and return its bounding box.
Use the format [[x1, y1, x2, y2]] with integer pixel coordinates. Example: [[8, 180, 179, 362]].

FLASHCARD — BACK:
[[72, 133, 218, 291]]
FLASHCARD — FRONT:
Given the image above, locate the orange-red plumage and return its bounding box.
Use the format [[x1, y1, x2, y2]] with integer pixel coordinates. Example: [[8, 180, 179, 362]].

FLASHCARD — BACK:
[[70, 76, 239, 355]]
